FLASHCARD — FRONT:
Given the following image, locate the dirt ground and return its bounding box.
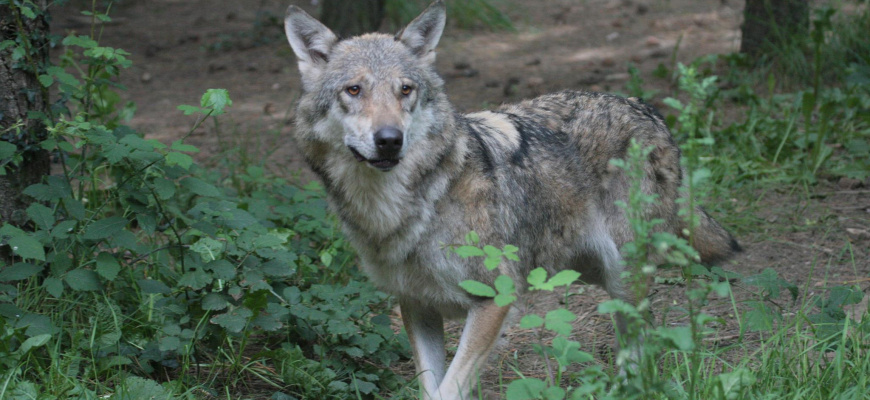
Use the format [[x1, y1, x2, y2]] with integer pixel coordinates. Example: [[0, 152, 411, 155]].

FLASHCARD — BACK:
[[51, 0, 869, 396]]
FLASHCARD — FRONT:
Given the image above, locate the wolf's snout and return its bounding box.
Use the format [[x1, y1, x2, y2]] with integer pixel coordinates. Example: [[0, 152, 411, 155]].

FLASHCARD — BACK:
[[374, 127, 403, 159]]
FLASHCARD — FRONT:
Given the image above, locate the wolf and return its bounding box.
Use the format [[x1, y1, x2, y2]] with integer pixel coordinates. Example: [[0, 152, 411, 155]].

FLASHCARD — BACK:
[[283, 1, 740, 399]]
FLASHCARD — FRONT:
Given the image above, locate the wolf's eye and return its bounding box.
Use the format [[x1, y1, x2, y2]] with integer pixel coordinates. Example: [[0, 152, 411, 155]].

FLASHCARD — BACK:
[[346, 86, 361, 96], [401, 85, 413, 96]]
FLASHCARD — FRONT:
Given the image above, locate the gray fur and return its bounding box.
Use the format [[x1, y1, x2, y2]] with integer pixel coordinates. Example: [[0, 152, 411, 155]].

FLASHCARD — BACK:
[[284, 2, 739, 398]]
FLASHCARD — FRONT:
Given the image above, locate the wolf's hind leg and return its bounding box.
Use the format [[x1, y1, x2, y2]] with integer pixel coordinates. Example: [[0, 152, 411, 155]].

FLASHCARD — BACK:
[[596, 233, 650, 374], [400, 300, 446, 399]]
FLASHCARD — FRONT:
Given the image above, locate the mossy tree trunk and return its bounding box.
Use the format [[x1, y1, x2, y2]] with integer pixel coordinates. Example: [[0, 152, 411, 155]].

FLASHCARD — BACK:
[[740, 0, 810, 60], [320, 0, 386, 38], [0, 1, 51, 226]]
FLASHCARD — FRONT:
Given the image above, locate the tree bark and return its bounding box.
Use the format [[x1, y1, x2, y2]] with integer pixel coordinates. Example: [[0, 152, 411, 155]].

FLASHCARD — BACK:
[[0, 1, 51, 226], [740, 0, 810, 60], [320, 0, 386, 38]]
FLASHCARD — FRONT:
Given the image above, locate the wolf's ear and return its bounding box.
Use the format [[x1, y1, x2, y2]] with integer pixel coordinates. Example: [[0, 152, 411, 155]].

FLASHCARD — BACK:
[[285, 6, 338, 85], [397, 0, 446, 64]]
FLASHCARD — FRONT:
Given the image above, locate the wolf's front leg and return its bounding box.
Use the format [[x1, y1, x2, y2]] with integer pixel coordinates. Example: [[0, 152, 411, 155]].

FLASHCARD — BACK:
[[400, 300, 446, 399], [435, 301, 510, 400]]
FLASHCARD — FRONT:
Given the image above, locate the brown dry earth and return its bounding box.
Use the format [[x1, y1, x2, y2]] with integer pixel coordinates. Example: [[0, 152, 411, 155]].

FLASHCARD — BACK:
[[51, 0, 869, 397]]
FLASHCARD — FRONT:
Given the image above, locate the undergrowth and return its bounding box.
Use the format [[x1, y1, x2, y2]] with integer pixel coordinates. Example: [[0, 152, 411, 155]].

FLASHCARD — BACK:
[[1, 2, 407, 399]]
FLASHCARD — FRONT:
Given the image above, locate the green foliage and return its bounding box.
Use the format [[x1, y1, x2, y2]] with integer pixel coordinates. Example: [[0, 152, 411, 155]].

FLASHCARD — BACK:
[[625, 63, 659, 101], [0, 2, 406, 398]]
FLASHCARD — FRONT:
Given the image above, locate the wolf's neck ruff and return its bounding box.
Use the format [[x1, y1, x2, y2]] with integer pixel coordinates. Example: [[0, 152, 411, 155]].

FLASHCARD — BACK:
[[301, 101, 467, 242]]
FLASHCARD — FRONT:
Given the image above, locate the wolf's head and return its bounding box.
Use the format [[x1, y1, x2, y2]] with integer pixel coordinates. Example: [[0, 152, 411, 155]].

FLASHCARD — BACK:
[[284, 1, 447, 172]]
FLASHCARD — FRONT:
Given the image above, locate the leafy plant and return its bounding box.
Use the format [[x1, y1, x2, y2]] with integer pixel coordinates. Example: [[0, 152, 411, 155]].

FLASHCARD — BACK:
[[0, 2, 407, 398]]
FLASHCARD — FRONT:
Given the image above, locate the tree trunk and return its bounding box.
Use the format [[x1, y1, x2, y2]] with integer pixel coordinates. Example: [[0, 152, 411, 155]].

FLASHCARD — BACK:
[[740, 0, 810, 60], [320, 0, 386, 38], [0, 1, 51, 226]]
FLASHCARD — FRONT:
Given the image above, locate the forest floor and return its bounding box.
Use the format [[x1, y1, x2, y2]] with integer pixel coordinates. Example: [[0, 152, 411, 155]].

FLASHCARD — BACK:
[[52, 0, 869, 395]]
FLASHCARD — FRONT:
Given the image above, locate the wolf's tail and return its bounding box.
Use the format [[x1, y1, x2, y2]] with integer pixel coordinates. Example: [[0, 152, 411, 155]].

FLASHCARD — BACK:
[[685, 206, 742, 265]]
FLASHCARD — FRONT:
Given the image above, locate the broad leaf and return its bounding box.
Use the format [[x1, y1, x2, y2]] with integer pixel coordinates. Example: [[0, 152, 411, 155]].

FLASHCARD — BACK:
[[458, 280, 496, 297]]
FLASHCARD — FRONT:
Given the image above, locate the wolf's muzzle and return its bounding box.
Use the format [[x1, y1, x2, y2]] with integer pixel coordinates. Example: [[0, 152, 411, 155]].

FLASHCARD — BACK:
[[374, 127, 403, 159], [347, 127, 403, 171]]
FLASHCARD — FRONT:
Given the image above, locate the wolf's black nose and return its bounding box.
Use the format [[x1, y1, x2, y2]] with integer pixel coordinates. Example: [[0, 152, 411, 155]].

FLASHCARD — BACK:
[[374, 127, 403, 158]]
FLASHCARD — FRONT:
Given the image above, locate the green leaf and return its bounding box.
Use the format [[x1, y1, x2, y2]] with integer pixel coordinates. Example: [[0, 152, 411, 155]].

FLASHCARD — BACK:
[[484, 254, 501, 270], [137, 213, 157, 235], [114, 377, 170, 400], [502, 244, 519, 261], [0, 262, 42, 281], [178, 269, 212, 290], [464, 231, 479, 244], [18, 334, 51, 354], [95, 252, 121, 281], [17, 313, 56, 337], [65, 269, 102, 291], [43, 277, 63, 298], [158, 336, 181, 352], [663, 97, 683, 111], [254, 232, 287, 249], [62, 34, 98, 49], [152, 177, 176, 200], [483, 245, 502, 257], [550, 336, 592, 366], [494, 293, 517, 307], [714, 368, 756, 400], [458, 280, 496, 297], [138, 279, 170, 294], [545, 308, 576, 336], [327, 319, 357, 336], [38, 74, 53, 87], [597, 299, 634, 315], [211, 307, 253, 333], [205, 259, 236, 280], [51, 220, 77, 239], [742, 268, 797, 300], [170, 140, 200, 153], [527, 268, 547, 287], [654, 325, 694, 351], [20, 6, 36, 19], [200, 88, 232, 115], [505, 378, 546, 400], [82, 216, 127, 240], [191, 237, 224, 261], [177, 104, 203, 115], [46, 66, 81, 87], [454, 245, 485, 258], [320, 251, 333, 267], [181, 177, 222, 197], [8, 234, 45, 261], [165, 152, 193, 169], [494, 275, 515, 294], [0, 141, 17, 159], [547, 270, 581, 288], [26, 203, 54, 230], [743, 301, 777, 332], [7, 381, 38, 400], [543, 386, 566, 400], [202, 293, 228, 310], [520, 314, 544, 329], [22, 183, 66, 201]]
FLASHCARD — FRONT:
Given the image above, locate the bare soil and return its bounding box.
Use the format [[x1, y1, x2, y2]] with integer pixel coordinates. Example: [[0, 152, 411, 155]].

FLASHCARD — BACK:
[[51, 0, 869, 397]]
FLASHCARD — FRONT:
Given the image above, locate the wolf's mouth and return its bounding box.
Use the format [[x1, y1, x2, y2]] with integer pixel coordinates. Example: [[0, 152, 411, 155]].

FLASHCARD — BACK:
[[348, 146, 400, 171]]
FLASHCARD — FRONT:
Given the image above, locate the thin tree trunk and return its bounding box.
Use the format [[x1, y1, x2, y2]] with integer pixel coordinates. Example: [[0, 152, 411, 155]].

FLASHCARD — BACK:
[[740, 0, 810, 60], [320, 0, 386, 38], [0, 1, 51, 226]]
